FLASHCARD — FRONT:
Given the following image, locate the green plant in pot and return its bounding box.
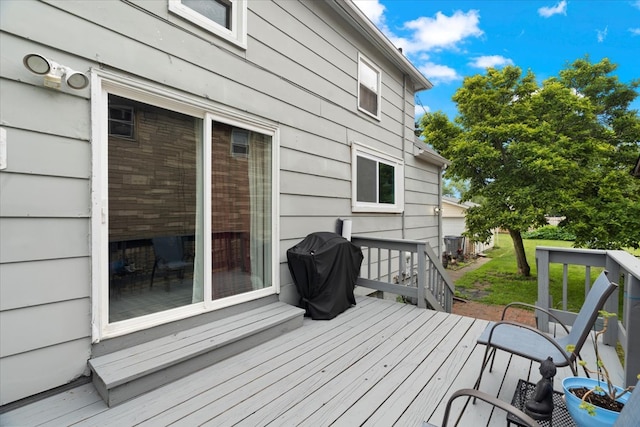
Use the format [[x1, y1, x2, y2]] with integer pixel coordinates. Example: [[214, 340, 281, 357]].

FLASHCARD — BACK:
[[562, 311, 637, 427]]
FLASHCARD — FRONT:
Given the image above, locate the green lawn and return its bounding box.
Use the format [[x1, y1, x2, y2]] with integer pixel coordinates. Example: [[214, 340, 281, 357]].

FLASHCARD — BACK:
[[455, 234, 604, 312]]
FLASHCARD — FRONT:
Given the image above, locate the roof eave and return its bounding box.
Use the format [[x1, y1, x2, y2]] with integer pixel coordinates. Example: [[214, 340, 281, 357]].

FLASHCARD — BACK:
[[326, 0, 433, 92], [413, 141, 450, 167]]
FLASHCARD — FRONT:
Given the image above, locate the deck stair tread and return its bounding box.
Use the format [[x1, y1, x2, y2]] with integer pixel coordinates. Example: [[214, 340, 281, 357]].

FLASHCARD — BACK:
[[89, 301, 304, 406]]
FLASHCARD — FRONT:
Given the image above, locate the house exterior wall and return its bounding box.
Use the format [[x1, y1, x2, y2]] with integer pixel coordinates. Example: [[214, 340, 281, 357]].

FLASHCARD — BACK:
[[0, 0, 439, 405]]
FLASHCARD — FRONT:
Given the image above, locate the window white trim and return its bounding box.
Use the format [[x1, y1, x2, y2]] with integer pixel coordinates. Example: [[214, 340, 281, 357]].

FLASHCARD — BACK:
[[90, 69, 279, 341], [357, 53, 382, 120], [351, 142, 404, 213], [169, 0, 247, 49]]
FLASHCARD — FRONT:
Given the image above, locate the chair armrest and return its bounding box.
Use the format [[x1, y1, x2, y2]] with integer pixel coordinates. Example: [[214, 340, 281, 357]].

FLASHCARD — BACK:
[[440, 388, 538, 427], [486, 320, 574, 368], [502, 302, 571, 335]]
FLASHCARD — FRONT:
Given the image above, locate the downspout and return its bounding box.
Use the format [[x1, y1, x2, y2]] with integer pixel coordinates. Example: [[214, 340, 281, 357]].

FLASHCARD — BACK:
[[401, 73, 407, 239], [438, 164, 445, 256]]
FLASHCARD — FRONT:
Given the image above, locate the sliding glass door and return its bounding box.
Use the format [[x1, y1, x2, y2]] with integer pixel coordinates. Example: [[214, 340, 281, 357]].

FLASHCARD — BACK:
[[104, 91, 275, 328]]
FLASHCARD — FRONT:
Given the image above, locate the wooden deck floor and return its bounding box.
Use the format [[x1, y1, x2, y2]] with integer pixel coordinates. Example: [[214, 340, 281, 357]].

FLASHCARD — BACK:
[[1, 296, 623, 427]]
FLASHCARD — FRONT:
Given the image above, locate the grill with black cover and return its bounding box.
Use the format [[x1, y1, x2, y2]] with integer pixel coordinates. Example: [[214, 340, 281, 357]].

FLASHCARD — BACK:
[[287, 232, 363, 320]]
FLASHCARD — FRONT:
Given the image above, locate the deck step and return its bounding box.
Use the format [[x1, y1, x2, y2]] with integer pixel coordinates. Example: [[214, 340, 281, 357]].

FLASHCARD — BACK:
[[88, 302, 305, 407]]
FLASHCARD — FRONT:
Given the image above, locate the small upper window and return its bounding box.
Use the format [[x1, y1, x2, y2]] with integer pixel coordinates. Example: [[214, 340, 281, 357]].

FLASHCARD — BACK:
[[352, 142, 404, 213], [109, 105, 135, 139], [358, 53, 381, 119], [231, 128, 249, 157], [183, 0, 231, 28], [169, 0, 247, 49]]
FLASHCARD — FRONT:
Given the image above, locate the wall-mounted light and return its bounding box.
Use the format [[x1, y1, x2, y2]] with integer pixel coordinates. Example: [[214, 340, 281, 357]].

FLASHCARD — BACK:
[[434, 206, 441, 215], [23, 53, 89, 90]]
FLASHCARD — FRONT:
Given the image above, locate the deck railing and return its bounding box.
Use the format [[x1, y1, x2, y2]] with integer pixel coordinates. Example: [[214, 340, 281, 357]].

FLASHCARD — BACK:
[[351, 236, 454, 312], [536, 246, 640, 387]]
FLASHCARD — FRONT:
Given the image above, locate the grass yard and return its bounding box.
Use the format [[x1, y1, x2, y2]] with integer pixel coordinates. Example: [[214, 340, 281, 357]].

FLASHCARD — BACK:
[[455, 234, 605, 312]]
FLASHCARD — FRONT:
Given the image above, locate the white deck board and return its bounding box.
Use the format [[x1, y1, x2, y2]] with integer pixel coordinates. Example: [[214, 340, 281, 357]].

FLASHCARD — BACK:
[[1, 296, 624, 427]]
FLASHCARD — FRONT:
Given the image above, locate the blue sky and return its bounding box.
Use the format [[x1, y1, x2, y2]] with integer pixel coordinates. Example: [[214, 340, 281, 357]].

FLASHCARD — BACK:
[[353, 0, 640, 120]]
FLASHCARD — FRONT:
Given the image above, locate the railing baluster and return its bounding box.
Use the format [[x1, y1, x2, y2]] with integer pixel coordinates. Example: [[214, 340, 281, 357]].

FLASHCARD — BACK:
[[585, 266, 591, 296], [387, 249, 392, 283], [563, 264, 568, 311]]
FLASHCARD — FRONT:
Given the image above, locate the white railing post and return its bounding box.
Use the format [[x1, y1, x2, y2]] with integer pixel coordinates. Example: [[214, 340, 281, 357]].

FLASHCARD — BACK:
[[604, 257, 620, 346], [536, 248, 551, 332], [624, 273, 640, 388], [417, 242, 427, 309]]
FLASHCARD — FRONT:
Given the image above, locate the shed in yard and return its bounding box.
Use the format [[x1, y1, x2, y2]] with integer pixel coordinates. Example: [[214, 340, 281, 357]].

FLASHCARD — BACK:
[[441, 196, 496, 257]]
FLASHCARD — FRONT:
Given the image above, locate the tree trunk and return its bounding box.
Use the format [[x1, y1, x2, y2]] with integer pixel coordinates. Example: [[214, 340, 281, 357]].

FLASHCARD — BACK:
[[509, 229, 531, 276]]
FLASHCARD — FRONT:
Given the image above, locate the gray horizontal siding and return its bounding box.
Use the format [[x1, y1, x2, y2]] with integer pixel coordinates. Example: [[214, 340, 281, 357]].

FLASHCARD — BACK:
[[0, 79, 90, 140], [0, 218, 90, 263], [0, 299, 91, 357], [0, 29, 93, 404], [280, 147, 350, 181], [280, 194, 350, 216], [0, 339, 91, 406], [0, 258, 90, 311], [0, 173, 90, 217], [0, 128, 91, 179]]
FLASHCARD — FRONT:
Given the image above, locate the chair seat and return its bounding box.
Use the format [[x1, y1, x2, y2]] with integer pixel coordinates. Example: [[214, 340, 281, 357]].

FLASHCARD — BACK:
[[477, 322, 573, 367], [160, 260, 192, 270]]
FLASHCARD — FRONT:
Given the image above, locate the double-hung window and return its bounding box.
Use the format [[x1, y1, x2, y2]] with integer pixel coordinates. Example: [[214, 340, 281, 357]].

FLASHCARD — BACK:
[[169, 0, 247, 48], [351, 142, 404, 213], [358, 53, 381, 119]]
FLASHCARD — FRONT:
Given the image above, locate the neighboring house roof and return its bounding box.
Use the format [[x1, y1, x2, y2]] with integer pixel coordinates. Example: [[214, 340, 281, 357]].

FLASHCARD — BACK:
[[413, 139, 450, 167], [326, 0, 433, 92], [442, 196, 477, 210]]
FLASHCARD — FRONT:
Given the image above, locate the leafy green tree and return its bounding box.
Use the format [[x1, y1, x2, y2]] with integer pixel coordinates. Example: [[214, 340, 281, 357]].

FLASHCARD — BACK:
[[421, 57, 640, 276], [555, 58, 640, 249], [442, 178, 469, 198]]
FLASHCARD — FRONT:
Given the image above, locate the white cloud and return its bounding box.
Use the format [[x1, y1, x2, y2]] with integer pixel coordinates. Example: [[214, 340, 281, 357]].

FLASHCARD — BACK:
[[352, 3, 483, 86], [469, 55, 514, 69], [629, 28, 640, 36], [538, 1, 567, 18], [597, 26, 608, 42], [419, 63, 461, 84], [353, 0, 386, 27], [402, 10, 483, 53], [354, 2, 483, 54]]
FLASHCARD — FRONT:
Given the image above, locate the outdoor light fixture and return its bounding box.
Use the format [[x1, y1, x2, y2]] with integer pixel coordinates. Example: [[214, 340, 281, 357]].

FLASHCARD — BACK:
[[434, 206, 441, 215], [23, 53, 89, 90]]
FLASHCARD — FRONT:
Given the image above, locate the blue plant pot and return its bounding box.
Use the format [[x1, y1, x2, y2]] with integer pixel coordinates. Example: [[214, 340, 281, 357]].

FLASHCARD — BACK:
[[562, 377, 630, 427]]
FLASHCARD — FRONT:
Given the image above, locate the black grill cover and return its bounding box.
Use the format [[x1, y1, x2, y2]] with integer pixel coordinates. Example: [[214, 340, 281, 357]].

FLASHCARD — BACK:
[[287, 232, 363, 320]]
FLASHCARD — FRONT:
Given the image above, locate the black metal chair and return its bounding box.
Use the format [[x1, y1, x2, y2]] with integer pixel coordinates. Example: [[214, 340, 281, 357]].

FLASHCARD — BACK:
[[422, 388, 538, 427], [150, 236, 193, 290], [474, 270, 618, 392]]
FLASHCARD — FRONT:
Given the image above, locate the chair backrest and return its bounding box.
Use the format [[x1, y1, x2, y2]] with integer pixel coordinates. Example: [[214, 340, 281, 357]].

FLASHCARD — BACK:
[[566, 270, 618, 354], [152, 236, 184, 263]]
